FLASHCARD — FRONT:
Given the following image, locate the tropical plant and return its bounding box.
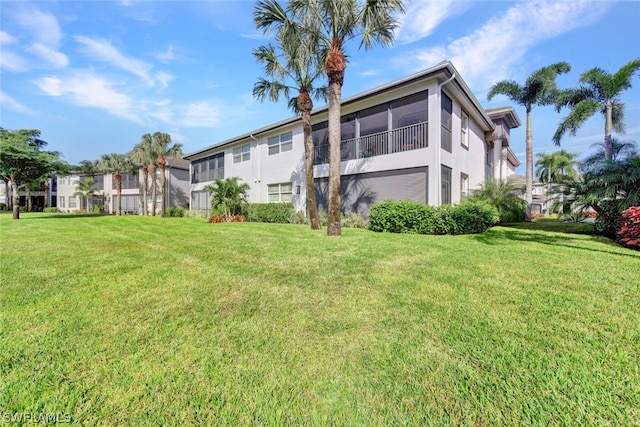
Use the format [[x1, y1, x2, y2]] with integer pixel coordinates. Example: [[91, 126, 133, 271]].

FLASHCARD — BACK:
[[97, 153, 135, 216], [467, 178, 527, 223], [487, 62, 571, 220], [205, 177, 250, 222], [535, 149, 578, 214], [130, 134, 155, 216], [254, 0, 328, 230], [554, 58, 640, 160], [288, 0, 405, 236], [73, 176, 98, 212], [152, 132, 183, 218], [0, 128, 68, 219]]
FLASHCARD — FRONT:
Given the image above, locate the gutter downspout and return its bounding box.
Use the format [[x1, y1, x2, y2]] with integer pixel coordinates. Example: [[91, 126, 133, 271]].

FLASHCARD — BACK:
[[437, 72, 455, 205]]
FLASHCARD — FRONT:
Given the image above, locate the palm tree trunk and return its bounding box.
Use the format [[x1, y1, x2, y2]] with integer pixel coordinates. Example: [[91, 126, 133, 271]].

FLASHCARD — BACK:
[[11, 180, 19, 219], [326, 43, 345, 236], [604, 100, 613, 161], [159, 157, 167, 218], [299, 91, 320, 230], [141, 166, 148, 216], [149, 162, 157, 216], [44, 181, 50, 208], [547, 169, 552, 216], [115, 172, 122, 216], [525, 109, 533, 221]]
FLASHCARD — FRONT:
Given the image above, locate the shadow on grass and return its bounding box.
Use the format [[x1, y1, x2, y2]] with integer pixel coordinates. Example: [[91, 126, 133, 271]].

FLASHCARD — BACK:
[[503, 218, 595, 235], [473, 226, 639, 259]]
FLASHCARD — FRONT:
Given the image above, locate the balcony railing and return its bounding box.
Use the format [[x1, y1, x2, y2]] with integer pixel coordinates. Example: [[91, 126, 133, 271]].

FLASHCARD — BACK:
[[192, 168, 225, 184], [313, 121, 428, 165]]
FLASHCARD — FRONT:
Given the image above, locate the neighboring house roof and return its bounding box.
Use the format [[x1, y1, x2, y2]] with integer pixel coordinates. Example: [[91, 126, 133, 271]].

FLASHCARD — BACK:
[[507, 147, 521, 167], [184, 60, 497, 160], [485, 107, 522, 129]]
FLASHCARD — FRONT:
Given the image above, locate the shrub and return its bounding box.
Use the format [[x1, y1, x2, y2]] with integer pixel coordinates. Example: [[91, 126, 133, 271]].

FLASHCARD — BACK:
[[369, 200, 434, 234], [595, 199, 620, 238], [92, 204, 105, 213], [184, 209, 207, 219], [617, 206, 640, 250], [208, 214, 245, 223], [166, 207, 185, 218], [44, 207, 59, 213], [448, 201, 499, 234], [289, 210, 307, 224], [247, 203, 294, 223], [341, 212, 369, 229]]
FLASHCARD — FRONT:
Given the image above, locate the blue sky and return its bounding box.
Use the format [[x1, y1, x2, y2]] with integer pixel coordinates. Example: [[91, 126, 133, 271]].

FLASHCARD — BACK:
[[1, 0, 639, 173]]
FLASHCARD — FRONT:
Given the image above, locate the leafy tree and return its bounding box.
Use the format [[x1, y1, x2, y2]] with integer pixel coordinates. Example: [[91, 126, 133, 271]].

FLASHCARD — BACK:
[[151, 132, 183, 218], [554, 58, 640, 160], [73, 176, 98, 212], [205, 177, 250, 222], [466, 178, 527, 223], [131, 134, 156, 216], [0, 128, 68, 219], [289, 0, 405, 236], [254, 0, 328, 230], [535, 149, 578, 214], [97, 153, 135, 216], [487, 62, 571, 220]]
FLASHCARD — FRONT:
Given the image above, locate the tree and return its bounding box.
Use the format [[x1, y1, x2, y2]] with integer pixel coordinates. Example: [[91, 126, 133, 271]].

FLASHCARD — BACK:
[[205, 177, 250, 221], [554, 58, 640, 160], [289, 0, 405, 236], [254, 0, 327, 230], [466, 178, 527, 223], [130, 134, 155, 216], [73, 176, 98, 212], [97, 153, 134, 216], [487, 62, 571, 221], [0, 128, 68, 219], [151, 132, 183, 218], [535, 149, 578, 214]]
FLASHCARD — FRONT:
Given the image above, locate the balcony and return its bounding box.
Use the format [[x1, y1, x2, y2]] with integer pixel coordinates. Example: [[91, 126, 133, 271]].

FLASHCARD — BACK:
[[313, 121, 428, 165], [192, 168, 224, 184]]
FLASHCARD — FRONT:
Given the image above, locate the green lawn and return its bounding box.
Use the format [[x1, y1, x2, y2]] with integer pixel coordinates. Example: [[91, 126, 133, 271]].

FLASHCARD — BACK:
[[1, 213, 639, 425]]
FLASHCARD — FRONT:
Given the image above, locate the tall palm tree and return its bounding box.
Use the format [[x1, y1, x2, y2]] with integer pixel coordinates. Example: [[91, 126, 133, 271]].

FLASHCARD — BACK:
[[289, 0, 405, 236], [535, 149, 578, 214], [151, 132, 183, 218], [254, 0, 327, 230], [554, 59, 640, 160], [130, 134, 155, 216], [488, 62, 571, 221], [97, 153, 134, 216]]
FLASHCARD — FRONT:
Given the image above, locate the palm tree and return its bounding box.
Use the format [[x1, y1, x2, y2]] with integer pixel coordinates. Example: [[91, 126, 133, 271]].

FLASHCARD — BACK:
[[289, 0, 405, 236], [535, 149, 578, 214], [487, 62, 571, 221], [254, 0, 327, 230], [97, 153, 134, 216], [73, 176, 97, 212], [151, 132, 183, 218], [467, 178, 527, 223], [554, 59, 640, 160], [205, 177, 250, 221], [130, 134, 155, 216]]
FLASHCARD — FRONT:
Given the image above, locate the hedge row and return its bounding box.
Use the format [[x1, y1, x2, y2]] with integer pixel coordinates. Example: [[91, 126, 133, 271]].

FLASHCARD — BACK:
[[368, 199, 499, 235], [247, 203, 295, 223]]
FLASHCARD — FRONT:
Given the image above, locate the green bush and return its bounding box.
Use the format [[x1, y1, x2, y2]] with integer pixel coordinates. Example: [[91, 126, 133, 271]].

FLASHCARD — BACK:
[[341, 212, 369, 229], [44, 207, 60, 213], [184, 209, 207, 219], [166, 207, 185, 218], [289, 210, 307, 224], [92, 204, 105, 213], [369, 200, 498, 235], [595, 199, 621, 238], [247, 203, 294, 223]]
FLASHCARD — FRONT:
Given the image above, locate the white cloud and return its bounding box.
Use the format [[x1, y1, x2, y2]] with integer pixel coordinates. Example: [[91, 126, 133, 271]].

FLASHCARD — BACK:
[[154, 71, 175, 89], [155, 44, 178, 63], [406, 0, 612, 91], [0, 50, 29, 72], [177, 101, 222, 127], [0, 90, 33, 114], [0, 30, 18, 45], [74, 36, 154, 83], [395, 0, 471, 44], [27, 43, 69, 68], [34, 71, 142, 124], [14, 8, 64, 46]]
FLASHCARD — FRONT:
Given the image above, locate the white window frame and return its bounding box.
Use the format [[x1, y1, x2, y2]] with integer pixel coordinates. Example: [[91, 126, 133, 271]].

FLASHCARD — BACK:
[[58, 196, 65, 208], [460, 172, 469, 199], [268, 182, 293, 202], [268, 132, 293, 156], [461, 111, 469, 148], [233, 144, 251, 163], [69, 196, 77, 209]]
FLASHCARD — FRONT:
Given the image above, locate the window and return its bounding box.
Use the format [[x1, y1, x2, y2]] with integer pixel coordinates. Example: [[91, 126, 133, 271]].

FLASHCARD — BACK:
[[69, 196, 77, 209], [486, 143, 494, 166], [59, 177, 66, 186], [461, 111, 469, 148], [392, 91, 428, 129], [460, 173, 469, 198], [268, 132, 293, 155], [193, 153, 224, 183], [114, 173, 138, 190], [233, 144, 251, 163], [441, 93, 452, 152], [58, 196, 65, 208], [441, 165, 452, 205], [268, 183, 292, 202]]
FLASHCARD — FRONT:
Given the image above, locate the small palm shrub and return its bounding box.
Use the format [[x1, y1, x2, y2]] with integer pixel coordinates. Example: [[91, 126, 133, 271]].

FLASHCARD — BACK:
[[341, 212, 369, 229], [617, 206, 640, 250], [467, 178, 526, 223], [166, 207, 185, 218]]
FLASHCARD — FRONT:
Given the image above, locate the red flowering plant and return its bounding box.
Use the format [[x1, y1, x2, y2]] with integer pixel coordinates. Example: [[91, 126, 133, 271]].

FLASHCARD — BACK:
[[617, 206, 640, 250]]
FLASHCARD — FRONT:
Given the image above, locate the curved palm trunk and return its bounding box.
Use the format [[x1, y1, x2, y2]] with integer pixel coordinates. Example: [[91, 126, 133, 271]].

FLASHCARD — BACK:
[[525, 109, 533, 221], [115, 171, 123, 215], [547, 168, 552, 215], [44, 181, 50, 208], [149, 162, 157, 216], [326, 42, 345, 236], [604, 100, 613, 161], [299, 90, 321, 230], [159, 156, 167, 218], [141, 166, 149, 216]]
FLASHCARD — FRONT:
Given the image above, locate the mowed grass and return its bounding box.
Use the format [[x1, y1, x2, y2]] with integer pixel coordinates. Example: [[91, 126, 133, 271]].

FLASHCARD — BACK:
[[1, 213, 638, 426]]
